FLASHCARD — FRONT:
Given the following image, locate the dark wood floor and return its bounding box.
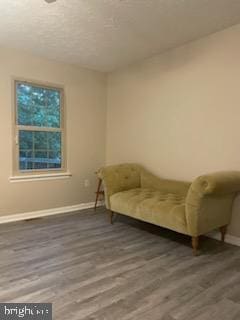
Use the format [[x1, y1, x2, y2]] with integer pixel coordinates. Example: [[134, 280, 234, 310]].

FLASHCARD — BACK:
[[0, 207, 240, 320]]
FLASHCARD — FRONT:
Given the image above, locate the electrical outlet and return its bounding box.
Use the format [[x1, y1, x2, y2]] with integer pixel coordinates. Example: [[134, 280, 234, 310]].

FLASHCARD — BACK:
[[84, 179, 90, 187]]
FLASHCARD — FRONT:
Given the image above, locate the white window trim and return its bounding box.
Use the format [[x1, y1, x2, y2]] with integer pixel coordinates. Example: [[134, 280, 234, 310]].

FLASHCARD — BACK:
[[13, 79, 67, 177], [9, 172, 72, 182]]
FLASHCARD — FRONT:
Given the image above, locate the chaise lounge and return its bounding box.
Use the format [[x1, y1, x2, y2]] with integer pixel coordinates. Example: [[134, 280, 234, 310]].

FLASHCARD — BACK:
[[98, 163, 240, 254]]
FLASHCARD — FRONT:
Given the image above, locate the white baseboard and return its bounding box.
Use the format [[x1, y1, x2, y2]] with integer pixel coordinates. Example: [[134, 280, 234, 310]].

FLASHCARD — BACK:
[[207, 231, 240, 247], [0, 201, 104, 224]]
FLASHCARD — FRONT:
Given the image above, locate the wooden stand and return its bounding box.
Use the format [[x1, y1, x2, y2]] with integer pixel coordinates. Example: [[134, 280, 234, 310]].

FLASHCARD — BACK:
[[94, 177, 104, 210], [110, 211, 114, 224], [219, 225, 227, 243]]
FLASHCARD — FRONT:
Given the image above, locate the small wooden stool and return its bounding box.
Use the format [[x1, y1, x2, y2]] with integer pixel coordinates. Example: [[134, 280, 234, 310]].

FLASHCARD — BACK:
[[94, 176, 104, 210]]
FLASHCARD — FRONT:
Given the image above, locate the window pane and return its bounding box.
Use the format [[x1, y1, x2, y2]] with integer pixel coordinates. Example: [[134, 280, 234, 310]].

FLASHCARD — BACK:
[[17, 84, 33, 126], [48, 151, 61, 169], [19, 130, 62, 170], [46, 89, 61, 128], [48, 132, 61, 150], [34, 131, 48, 150], [17, 83, 61, 128], [34, 151, 48, 170], [20, 150, 33, 170], [19, 130, 33, 150]]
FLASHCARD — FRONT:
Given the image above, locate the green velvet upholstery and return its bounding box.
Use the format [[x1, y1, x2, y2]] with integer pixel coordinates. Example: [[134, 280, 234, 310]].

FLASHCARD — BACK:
[[185, 171, 240, 236], [98, 163, 142, 209], [110, 188, 188, 234], [99, 164, 240, 237]]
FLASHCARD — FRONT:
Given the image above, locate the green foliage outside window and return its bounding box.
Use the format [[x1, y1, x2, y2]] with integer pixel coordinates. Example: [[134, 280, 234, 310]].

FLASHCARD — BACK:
[[16, 83, 62, 170]]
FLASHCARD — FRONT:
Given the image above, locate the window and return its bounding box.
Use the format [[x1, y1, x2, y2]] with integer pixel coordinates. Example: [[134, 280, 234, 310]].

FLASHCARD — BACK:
[[13, 80, 65, 174]]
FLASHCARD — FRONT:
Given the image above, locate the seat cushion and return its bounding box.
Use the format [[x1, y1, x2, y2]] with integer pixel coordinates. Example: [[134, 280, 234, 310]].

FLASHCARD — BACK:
[[110, 188, 188, 234]]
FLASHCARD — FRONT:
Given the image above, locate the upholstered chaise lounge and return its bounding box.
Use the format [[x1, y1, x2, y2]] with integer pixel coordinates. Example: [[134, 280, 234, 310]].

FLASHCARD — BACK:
[[98, 163, 240, 254]]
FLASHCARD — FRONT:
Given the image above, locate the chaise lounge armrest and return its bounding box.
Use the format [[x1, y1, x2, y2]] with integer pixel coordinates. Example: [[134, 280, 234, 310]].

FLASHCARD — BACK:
[[189, 171, 240, 196], [186, 171, 240, 237]]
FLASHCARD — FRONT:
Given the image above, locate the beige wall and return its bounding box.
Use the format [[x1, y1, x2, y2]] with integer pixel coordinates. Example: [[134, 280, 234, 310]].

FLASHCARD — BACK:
[[1, 23, 240, 237], [0, 47, 107, 215], [106, 24, 240, 237]]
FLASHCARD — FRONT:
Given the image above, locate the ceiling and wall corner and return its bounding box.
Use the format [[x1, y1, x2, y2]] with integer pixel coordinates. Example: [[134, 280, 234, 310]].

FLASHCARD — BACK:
[[0, 0, 240, 72]]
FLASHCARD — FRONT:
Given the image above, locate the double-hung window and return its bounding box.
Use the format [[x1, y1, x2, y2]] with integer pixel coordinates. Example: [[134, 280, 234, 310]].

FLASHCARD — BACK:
[[13, 80, 65, 175]]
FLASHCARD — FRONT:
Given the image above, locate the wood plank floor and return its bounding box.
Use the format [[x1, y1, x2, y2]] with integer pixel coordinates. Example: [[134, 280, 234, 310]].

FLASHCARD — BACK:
[[0, 207, 240, 320]]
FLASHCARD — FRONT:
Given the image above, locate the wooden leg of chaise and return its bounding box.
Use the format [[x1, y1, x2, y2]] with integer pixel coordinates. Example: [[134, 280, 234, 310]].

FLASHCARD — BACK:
[[110, 211, 114, 224], [219, 225, 227, 243], [192, 236, 199, 256]]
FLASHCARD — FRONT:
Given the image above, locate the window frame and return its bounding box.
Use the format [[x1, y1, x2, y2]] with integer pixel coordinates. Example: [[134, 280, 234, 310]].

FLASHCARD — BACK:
[[12, 79, 66, 176]]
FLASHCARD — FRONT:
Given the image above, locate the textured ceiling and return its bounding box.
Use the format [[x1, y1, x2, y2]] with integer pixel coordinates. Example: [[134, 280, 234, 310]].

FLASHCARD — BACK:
[[0, 0, 240, 72]]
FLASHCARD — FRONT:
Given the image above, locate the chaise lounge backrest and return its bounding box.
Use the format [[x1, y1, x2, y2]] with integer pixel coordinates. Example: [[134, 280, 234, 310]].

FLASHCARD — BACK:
[[141, 169, 190, 196], [98, 163, 142, 208]]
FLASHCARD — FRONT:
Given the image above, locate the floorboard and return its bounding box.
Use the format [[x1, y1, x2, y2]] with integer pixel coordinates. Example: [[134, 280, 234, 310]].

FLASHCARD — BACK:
[[0, 207, 240, 320]]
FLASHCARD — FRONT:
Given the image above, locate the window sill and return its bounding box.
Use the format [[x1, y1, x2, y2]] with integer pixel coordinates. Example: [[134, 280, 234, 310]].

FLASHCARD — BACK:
[[9, 172, 72, 182]]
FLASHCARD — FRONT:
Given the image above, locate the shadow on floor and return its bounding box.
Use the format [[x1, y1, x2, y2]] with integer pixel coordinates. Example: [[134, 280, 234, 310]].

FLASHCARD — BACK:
[[108, 210, 237, 256]]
